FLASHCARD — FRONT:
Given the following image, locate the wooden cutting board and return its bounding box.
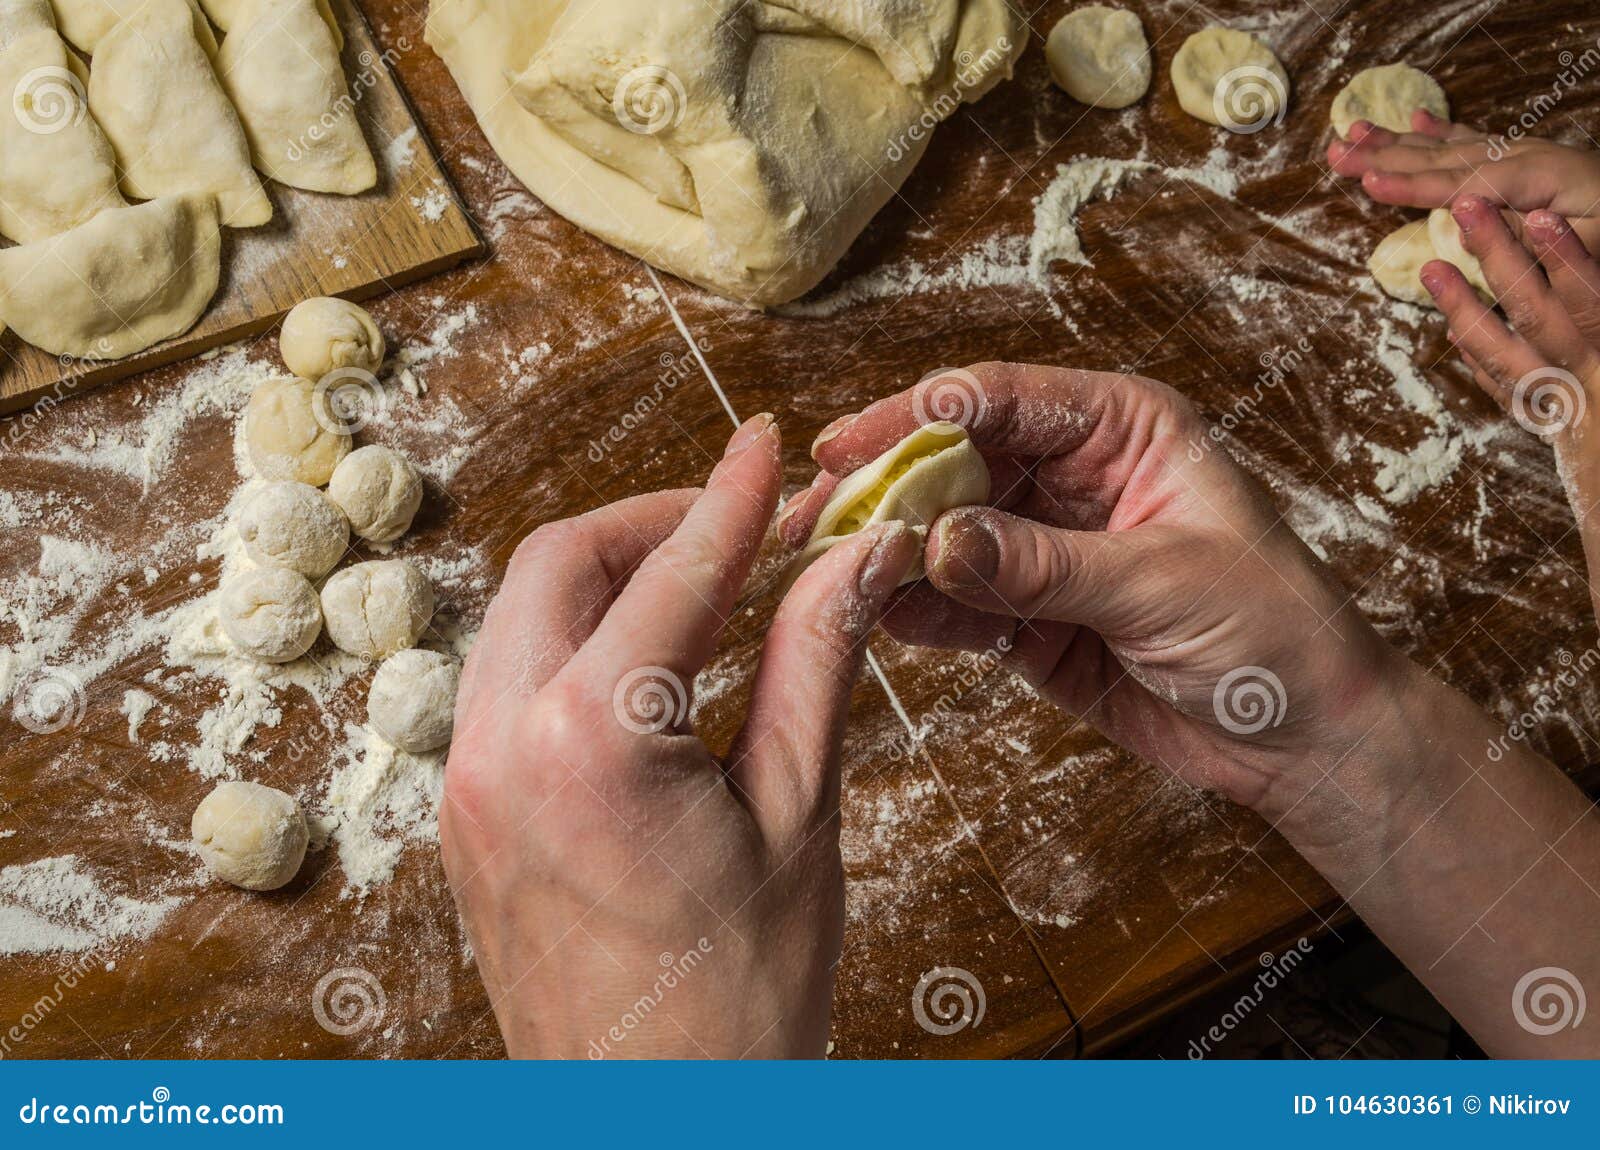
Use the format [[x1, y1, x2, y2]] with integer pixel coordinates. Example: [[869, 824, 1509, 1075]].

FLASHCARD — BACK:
[[0, 0, 482, 417]]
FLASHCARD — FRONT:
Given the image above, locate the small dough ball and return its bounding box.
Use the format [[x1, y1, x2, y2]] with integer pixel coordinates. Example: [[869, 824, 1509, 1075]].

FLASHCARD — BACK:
[[1046, 6, 1151, 110], [279, 296, 385, 382], [320, 559, 434, 659], [1330, 63, 1447, 139], [1171, 26, 1289, 132], [1368, 219, 1436, 305], [237, 481, 350, 578], [328, 445, 423, 543], [243, 375, 352, 485], [1427, 207, 1493, 298], [368, 649, 460, 752], [191, 780, 308, 891], [218, 566, 323, 663]]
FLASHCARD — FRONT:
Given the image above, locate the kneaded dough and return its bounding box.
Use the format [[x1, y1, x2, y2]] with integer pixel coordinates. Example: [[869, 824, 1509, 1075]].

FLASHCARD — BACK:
[[327, 445, 422, 543], [1171, 26, 1289, 132], [1330, 63, 1447, 139], [368, 649, 459, 752], [218, 0, 376, 194], [87, 0, 271, 228], [280, 297, 385, 381], [218, 566, 324, 663], [191, 780, 308, 891], [425, 0, 1026, 306], [320, 560, 434, 659], [0, 195, 220, 359], [238, 481, 350, 579], [50, 0, 219, 54], [0, 0, 127, 245], [1046, 6, 1150, 110], [785, 421, 989, 590], [1368, 219, 1435, 305], [1427, 207, 1493, 298], [243, 376, 353, 485]]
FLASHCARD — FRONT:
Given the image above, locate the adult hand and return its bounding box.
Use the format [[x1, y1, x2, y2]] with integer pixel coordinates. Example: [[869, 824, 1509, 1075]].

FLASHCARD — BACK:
[[444, 415, 919, 1058], [781, 363, 1405, 831], [1327, 110, 1600, 254]]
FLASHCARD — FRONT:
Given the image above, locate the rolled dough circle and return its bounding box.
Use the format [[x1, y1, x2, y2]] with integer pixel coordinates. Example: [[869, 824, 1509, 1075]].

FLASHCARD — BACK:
[[1046, 6, 1151, 110], [1171, 26, 1289, 132], [1330, 63, 1447, 138], [191, 779, 308, 891]]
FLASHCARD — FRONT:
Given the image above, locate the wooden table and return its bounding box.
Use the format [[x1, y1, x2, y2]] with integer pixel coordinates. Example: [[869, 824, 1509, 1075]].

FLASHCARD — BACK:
[[4, 0, 1599, 1059]]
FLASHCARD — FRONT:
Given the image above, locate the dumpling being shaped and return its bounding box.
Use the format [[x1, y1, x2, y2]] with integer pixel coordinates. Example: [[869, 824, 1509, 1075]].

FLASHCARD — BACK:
[[217, 0, 376, 195], [0, 0, 126, 243], [88, 0, 271, 226], [784, 421, 990, 591], [0, 195, 222, 359], [51, 0, 219, 54]]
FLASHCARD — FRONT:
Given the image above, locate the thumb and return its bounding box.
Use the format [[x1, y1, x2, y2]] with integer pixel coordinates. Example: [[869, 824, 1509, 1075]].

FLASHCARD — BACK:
[[925, 507, 1165, 635]]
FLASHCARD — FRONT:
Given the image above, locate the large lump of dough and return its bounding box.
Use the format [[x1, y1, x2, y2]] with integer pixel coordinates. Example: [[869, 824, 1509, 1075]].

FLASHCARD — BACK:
[[0, 0, 126, 244], [425, 0, 1026, 307], [0, 195, 221, 359]]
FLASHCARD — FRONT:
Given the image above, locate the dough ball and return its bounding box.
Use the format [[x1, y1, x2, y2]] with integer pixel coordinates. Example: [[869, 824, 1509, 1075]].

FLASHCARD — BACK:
[[320, 559, 434, 659], [243, 375, 352, 485], [237, 481, 350, 578], [191, 780, 308, 891], [1330, 63, 1447, 139], [218, 566, 323, 663], [279, 296, 385, 382], [1428, 206, 1493, 298], [368, 649, 460, 752], [1171, 26, 1289, 132], [1368, 219, 1436, 305], [1046, 6, 1151, 110], [327, 445, 423, 543]]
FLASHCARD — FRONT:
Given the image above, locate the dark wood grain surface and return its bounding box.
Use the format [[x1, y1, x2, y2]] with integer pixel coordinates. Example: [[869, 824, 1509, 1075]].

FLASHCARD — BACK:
[[2, 0, 1598, 1060]]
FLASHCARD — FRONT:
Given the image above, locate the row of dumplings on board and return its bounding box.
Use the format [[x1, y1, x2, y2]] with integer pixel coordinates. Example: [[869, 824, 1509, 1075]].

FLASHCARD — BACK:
[[192, 297, 460, 894], [0, 0, 375, 360]]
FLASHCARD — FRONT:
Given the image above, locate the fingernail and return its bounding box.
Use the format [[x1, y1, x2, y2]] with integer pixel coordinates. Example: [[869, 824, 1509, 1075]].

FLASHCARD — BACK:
[[859, 523, 915, 597], [1452, 197, 1481, 230], [1420, 269, 1443, 294], [1527, 209, 1567, 236], [930, 510, 1000, 589], [811, 414, 855, 460], [725, 412, 775, 457]]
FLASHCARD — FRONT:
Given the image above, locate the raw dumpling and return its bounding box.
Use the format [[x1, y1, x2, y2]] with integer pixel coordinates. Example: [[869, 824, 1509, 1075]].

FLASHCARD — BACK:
[[784, 421, 990, 591], [0, 0, 125, 243], [1330, 63, 1447, 139], [51, 0, 218, 54], [196, 0, 241, 32], [88, 0, 271, 227], [0, 195, 222, 359], [217, 0, 376, 195], [1171, 26, 1289, 133]]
